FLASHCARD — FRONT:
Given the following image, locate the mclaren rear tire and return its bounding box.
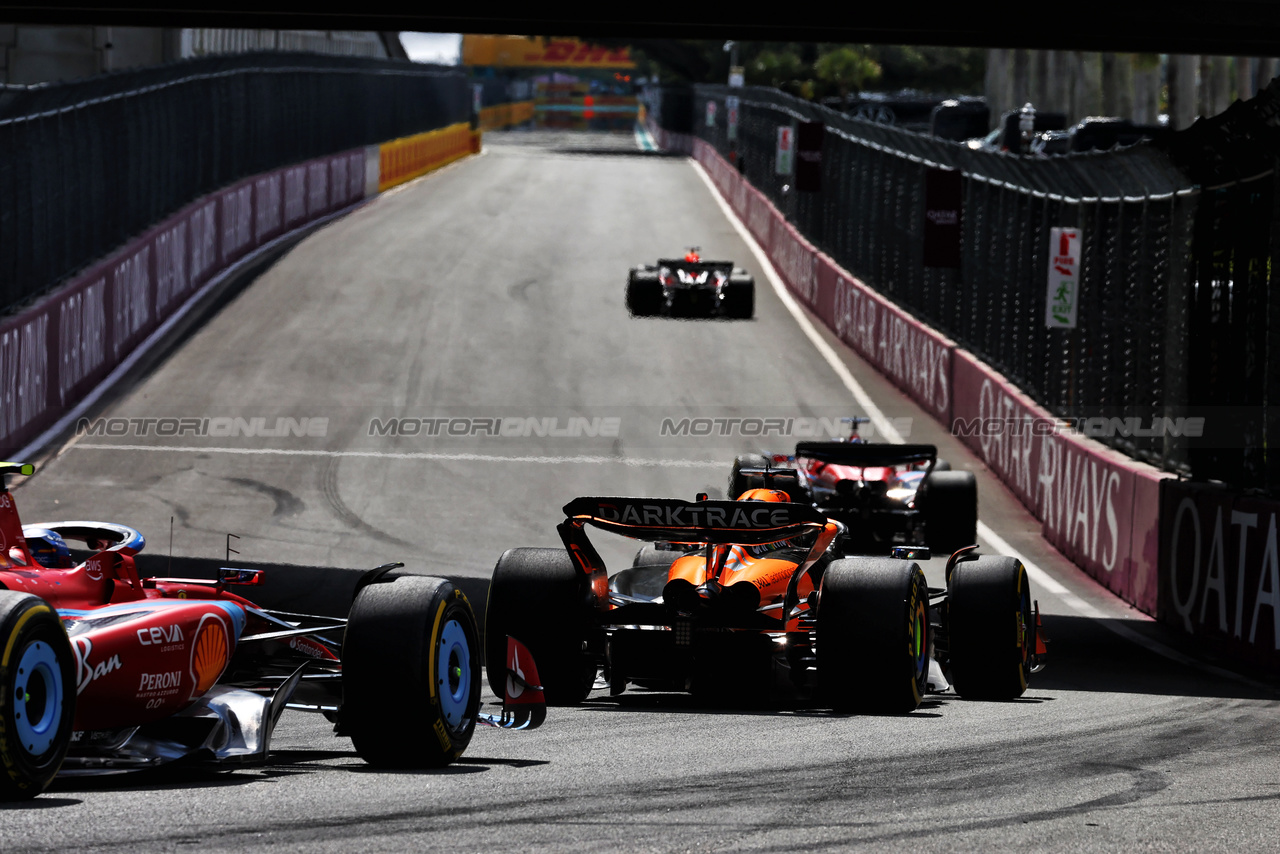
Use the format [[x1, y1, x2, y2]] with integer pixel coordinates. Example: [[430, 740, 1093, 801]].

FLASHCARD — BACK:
[[486, 548, 595, 706], [626, 270, 662, 317], [0, 591, 77, 799], [947, 556, 1034, 699], [342, 574, 481, 767], [817, 558, 929, 713], [922, 470, 978, 555]]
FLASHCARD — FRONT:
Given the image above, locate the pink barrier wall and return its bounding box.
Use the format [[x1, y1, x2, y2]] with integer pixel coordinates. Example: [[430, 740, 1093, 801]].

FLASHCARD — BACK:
[[0, 148, 366, 458], [688, 137, 955, 426], [1160, 480, 1280, 669], [673, 130, 1171, 615]]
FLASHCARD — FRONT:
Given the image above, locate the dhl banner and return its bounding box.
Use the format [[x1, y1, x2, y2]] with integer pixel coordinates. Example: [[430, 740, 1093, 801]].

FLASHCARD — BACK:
[[378, 123, 480, 194], [462, 35, 634, 69]]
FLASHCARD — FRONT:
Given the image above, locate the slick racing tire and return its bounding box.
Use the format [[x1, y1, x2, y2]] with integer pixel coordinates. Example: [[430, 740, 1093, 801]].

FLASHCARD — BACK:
[[342, 575, 481, 767], [724, 273, 754, 319], [486, 548, 595, 705], [817, 558, 929, 713], [728, 453, 770, 501], [921, 470, 978, 555], [947, 556, 1034, 699], [0, 591, 76, 800], [933, 459, 952, 471], [626, 270, 662, 317]]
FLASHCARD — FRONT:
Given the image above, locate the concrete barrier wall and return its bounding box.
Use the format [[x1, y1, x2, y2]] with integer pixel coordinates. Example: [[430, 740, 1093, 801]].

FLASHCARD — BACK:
[[652, 119, 1171, 619], [3, 127, 479, 461]]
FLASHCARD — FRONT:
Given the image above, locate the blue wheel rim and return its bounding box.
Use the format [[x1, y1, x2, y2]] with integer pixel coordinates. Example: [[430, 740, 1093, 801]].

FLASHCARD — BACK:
[[436, 619, 471, 730], [14, 640, 64, 758]]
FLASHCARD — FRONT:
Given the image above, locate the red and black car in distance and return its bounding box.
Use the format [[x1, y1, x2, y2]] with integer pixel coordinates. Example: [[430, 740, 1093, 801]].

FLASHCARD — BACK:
[[626, 248, 755, 318], [729, 418, 979, 557], [485, 494, 1044, 714], [0, 462, 545, 800]]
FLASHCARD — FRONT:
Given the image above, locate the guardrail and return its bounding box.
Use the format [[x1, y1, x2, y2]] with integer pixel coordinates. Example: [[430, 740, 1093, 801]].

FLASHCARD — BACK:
[[1, 126, 482, 461], [0, 53, 470, 320]]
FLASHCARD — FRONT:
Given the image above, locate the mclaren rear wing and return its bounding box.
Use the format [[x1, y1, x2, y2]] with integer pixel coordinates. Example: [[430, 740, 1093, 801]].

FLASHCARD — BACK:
[[656, 259, 735, 272], [561, 496, 827, 546], [793, 442, 938, 468]]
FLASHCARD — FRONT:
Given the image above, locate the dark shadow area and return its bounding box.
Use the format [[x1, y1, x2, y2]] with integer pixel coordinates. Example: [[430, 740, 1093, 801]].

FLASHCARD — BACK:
[[549, 146, 686, 158], [47, 765, 259, 795], [0, 797, 82, 810], [344, 764, 487, 777], [455, 757, 551, 769], [581, 691, 944, 719], [1028, 613, 1280, 700]]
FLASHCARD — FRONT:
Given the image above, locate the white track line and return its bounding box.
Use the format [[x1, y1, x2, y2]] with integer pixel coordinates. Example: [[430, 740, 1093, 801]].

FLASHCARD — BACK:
[[690, 158, 1266, 685], [72, 443, 725, 469]]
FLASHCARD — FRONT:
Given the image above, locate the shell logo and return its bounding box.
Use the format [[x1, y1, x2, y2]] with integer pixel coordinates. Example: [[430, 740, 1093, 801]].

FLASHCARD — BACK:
[[189, 614, 230, 698]]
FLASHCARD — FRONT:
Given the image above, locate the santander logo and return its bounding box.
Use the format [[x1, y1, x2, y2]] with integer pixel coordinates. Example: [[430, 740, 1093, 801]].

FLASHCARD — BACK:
[[506, 643, 525, 700]]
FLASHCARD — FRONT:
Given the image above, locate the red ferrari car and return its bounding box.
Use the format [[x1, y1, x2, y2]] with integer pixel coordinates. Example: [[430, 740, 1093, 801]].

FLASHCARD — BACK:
[[729, 417, 978, 555], [0, 462, 544, 800]]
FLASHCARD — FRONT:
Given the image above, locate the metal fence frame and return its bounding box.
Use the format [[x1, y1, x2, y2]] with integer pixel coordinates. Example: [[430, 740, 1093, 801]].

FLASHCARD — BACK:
[[655, 83, 1229, 482], [0, 53, 470, 317]]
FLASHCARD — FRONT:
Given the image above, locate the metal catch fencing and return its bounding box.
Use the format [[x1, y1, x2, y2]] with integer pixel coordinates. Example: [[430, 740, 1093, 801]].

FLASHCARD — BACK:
[[0, 53, 470, 318], [652, 81, 1280, 492]]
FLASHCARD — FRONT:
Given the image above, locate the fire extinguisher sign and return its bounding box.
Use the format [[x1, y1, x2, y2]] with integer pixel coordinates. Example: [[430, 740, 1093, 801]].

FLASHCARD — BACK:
[[1046, 227, 1081, 329], [776, 126, 794, 175]]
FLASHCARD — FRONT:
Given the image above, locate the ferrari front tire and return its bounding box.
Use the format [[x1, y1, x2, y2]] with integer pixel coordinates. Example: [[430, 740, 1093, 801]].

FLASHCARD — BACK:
[[486, 548, 595, 705], [0, 591, 76, 800], [817, 558, 929, 713], [342, 575, 481, 767], [947, 556, 1034, 699]]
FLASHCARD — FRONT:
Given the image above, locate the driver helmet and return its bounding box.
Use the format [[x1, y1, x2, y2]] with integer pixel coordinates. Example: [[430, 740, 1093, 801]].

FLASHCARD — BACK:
[[733, 488, 816, 554], [737, 487, 790, 503], [24, 527, 72, 569], [684, 249, 700, 263]]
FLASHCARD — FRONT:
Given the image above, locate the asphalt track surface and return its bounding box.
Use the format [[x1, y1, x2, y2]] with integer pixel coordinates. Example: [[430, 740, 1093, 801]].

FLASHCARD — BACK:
[[5, 130, 1278, 852]]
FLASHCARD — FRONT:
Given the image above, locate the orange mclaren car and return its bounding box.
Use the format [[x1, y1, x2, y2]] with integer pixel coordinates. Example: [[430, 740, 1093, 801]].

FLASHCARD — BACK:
[[485, 488, 1045, 711]]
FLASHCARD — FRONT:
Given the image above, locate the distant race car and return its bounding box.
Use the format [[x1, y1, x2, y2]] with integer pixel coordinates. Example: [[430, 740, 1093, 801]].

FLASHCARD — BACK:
[[484, 493, 1045, 712], [728, 417, 978, 556], [626, 248, 754, 318], [0, 462, 545, 800]]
